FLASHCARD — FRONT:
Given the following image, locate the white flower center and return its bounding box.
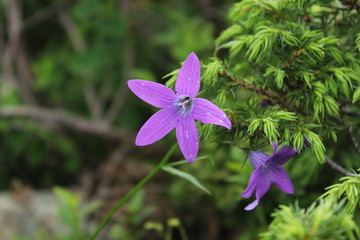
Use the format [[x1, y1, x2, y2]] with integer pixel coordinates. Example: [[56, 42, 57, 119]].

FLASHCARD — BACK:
[[174, 95, 194, 116]]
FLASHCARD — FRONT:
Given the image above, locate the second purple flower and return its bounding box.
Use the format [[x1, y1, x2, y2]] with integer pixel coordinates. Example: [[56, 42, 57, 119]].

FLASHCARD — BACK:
[[241, 143, 298, 210], [128, 53, 232, 162]]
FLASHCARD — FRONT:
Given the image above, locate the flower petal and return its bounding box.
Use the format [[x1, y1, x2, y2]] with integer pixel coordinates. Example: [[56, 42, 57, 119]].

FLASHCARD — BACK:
[[176, 117, 199, 163], [255, 172, 272, 200], [271, 145, 298, 165], [242, 168, 271, 211], [244, 199, 259, 211], [268, 165, 294, 194], [192, 98, 231, 129], [136, 108, 179, 146], [272, 143, 279, 154], [241, 168, 261, 198], [249, 151, 270, 168], [175, 52, 200, 97], [128, 80, 175, 108]]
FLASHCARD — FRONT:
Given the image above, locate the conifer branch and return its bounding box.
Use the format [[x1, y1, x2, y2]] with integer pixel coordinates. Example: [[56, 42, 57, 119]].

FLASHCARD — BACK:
[[325, 156, 355, 176], [220, 71, 291, 110], [347, 126, 360, 155], [284, 48, 305, 68], [339, 117, 360, 156]]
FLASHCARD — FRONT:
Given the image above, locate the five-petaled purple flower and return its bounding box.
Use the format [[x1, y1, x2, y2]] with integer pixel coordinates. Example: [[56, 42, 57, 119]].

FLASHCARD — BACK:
[[241, 143, 298, 210], [127, 52, 231, 162]]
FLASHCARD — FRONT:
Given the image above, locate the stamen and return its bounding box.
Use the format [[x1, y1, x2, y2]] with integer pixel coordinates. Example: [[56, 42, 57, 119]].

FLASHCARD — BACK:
[[174, 95, 194, 116]]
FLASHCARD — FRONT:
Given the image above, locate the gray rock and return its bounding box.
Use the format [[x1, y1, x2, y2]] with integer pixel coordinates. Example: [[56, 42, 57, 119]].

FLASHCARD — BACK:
[[0, 191, 67, 240]]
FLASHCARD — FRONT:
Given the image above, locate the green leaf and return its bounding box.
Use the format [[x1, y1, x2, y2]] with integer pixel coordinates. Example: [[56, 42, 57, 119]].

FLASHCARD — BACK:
[[327, 46, 345, 64], [317, 36, 340, 46], [355, 33, 360, 51], [264, 67, 285, 88], [323, 96, 339, 117], [167, 155, 214, 167], [247, 26, 279, 63], [303, 123, 321, 129], [352, 88, 360, 103], [280, 31, 300, 46], [260, 200, 360, 240], [248, 118, 262, 135], [314, 97, 324, 119], [330, 131, 337, 142], [202, 59, 222, 85], [328, 68, 352, 97], [313, 82, 327, 97], [163, 69, 179, 88], [162, 166, 211, 195], [80, 200, 102, 217], [215, 89, 227, 107], [283, 128, 291, 145], [53, 187, 81, 232], [144, 221, 164, 233], [305, 42, 325, 61], [301, 71, 315, 88], [272, 111, 297, 121], [229, 40, 247, 58], [305, 131, 326, 163], [263, 118, 279, 141], [325, 75, 338, 96], [216, 24, 243, 45], [321, 172, 360, 214], [292, 131, 304, 151], [53, 186, 79, 209]]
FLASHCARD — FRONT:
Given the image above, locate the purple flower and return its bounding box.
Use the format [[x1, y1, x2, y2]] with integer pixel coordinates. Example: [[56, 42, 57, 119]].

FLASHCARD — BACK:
[[260, 99, 273, 107], [127, 52, 231, 162], [241, 143, 298, 211]]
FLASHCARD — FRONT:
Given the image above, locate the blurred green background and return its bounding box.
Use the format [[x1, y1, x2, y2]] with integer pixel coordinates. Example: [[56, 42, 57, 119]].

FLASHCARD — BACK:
[[0, 0, 359, 240]]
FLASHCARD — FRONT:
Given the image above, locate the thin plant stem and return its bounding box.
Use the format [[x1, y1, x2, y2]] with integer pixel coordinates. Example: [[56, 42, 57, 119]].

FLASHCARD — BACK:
[[179, 225, 189, 240], [89, 143, 178, 240], [325, 156, 355, 176]]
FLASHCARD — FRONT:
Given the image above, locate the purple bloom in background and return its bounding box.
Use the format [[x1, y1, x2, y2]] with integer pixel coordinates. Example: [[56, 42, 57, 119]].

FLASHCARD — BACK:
[[241, 143, 298, 211], [127, 53, 231, 162], [260, 99, 273, 108]]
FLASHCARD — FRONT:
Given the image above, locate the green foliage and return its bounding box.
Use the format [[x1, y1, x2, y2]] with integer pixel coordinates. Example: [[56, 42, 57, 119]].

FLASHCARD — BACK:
[[2, 0, 360, 239], [162, 165, 211, 195], [356, 34, 360, 51], [153, 9, 214, 61], [247, 111, 296, 142], [202, 0, 360, 163], [321, 170, 360, 214], [215, 25, 243, 46], [0, 120, 80, 188], [171, 2, 360, 237], [260, 200, 359, 240], [108, 191, 154, 240], [14, 187, 101, 240], [54, 187, 101, 240], [352, 88, 360, 103], [202, 58, 224, 86], [144, 217, 188, 240], [164, 69, 180, 89], [304, 130, 325, 163], [263, 67, 286, 88], [261, 171, 360, 240]]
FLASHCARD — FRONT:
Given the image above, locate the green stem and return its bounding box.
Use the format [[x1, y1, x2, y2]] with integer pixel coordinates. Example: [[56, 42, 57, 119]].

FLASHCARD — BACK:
[[89, 143, 178, 240]]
